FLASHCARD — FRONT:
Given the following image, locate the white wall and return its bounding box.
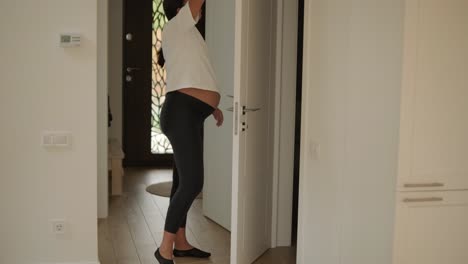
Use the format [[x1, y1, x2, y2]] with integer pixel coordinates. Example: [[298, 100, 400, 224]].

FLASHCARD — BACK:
[[98, 0, 109, 219], [0, 0, 99, 263], [298, 0, 404, 263], [108, 0, 123, 143]]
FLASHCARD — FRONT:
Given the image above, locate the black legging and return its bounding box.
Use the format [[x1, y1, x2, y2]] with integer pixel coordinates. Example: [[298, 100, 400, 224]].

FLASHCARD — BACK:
[[160, 91, 214, 234]]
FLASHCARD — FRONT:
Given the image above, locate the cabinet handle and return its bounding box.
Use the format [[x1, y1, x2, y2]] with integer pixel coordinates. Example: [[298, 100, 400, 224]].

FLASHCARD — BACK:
[[403, 197, 444, 203], [403, 182, 444, 188]]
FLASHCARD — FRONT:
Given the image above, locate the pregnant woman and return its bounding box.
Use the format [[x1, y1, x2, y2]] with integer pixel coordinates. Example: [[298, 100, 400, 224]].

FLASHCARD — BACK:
[[155, 0, 224, 263]]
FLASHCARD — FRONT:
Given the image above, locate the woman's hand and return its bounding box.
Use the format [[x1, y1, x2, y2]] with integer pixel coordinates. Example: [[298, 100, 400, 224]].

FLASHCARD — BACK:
[[212, 108, 224, 127], [188, 0, 205, 20]]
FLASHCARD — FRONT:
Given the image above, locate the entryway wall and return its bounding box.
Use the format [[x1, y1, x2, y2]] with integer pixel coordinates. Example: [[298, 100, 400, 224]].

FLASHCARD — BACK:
[[297, 0, 405, 263], [108, 0, 123, 144], [98, 0, 109, 220], [1, 0, 102, 263], [98, 0, 122, 219]]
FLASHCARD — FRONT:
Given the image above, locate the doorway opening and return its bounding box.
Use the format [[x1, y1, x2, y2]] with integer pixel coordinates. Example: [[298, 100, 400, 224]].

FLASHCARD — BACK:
[[103, 1, 234, 263], [121, 0, 208, 167], [100, 0, 303, 263], [292, 0, 304, 246]]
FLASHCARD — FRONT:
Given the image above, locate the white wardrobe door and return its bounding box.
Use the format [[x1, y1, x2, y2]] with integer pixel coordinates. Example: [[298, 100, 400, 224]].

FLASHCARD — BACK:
[[393, 191, 468, 264], [398, 0, 468, 191]]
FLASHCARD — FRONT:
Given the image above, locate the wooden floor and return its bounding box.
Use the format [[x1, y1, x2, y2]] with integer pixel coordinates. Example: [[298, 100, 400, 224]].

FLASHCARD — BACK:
[[98, 167, 296, 264]]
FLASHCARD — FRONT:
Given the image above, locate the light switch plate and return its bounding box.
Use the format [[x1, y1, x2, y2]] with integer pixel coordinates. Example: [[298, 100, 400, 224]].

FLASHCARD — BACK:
[[309, 141, 320, 160], [60, 33, 81, 47], [42, 131, 72, 147]]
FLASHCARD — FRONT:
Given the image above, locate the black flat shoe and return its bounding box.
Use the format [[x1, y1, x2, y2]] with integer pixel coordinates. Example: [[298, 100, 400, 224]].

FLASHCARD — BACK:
[[154, 248, 174, 264], [173, 247, 211, 258]]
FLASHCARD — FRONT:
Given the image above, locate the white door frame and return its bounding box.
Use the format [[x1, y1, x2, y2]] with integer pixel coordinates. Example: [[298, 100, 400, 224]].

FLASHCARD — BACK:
[[271, 0, 299, 248], [97, 0, 299, 250], [98, 0, 109, 219]]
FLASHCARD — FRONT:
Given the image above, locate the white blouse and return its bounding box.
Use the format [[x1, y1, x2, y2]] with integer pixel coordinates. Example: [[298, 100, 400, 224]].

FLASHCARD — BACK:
[[162, 3, 219, 94]]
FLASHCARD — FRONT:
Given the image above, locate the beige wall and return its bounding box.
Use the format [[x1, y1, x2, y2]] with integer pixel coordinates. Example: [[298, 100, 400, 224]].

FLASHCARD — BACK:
[[298, 0, 404, 263], [0, 0, 99, 263], [108, 0, 123, 143], [98, 0, 109, 219]]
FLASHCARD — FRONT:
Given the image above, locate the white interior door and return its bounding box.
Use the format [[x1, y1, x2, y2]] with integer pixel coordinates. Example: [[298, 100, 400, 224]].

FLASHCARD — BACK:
[[203, 0, 236, 231], [231, 0, 276, 263]]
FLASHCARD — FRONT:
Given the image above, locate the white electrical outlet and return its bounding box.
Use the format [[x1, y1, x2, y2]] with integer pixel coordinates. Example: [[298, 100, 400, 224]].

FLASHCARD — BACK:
[[51, 219, 67, 235]]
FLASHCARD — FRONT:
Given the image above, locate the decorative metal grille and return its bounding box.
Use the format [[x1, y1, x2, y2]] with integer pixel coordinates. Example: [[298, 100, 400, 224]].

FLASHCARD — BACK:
[[151, 0, 172, 154]]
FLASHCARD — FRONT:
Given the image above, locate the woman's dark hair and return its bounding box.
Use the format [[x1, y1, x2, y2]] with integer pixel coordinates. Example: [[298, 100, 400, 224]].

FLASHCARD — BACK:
[[158, 0, 185, 67]]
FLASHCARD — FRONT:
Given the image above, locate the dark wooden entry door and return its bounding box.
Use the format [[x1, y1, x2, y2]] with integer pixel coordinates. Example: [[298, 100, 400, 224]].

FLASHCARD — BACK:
[[123, 0, 206, 167], [123, 0, 169, 167]]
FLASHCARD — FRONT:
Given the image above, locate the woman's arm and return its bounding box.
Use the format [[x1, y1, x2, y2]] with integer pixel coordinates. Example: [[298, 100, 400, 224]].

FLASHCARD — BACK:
[[187, 0, 205, 19], [212, 108, 224, 127]]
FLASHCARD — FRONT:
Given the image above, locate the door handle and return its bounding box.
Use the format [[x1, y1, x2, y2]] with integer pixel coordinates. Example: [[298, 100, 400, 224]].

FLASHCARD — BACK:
[[126, 33, 133, 41], [234, 102, 239, 135], [404, 182, 445, 188], [126, 67, 141, 73], [226, 107, 234, 112], [242, 106, 261, 115], [403, 197, 444, 203]]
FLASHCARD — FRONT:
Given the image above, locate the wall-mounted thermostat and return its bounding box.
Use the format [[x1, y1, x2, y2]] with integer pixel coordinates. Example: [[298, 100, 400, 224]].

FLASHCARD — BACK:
[[60, 33, 81, 47]]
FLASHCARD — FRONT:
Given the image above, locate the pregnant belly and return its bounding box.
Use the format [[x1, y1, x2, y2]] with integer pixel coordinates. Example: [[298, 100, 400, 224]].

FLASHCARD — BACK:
[[177, 88, 220, 109]]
